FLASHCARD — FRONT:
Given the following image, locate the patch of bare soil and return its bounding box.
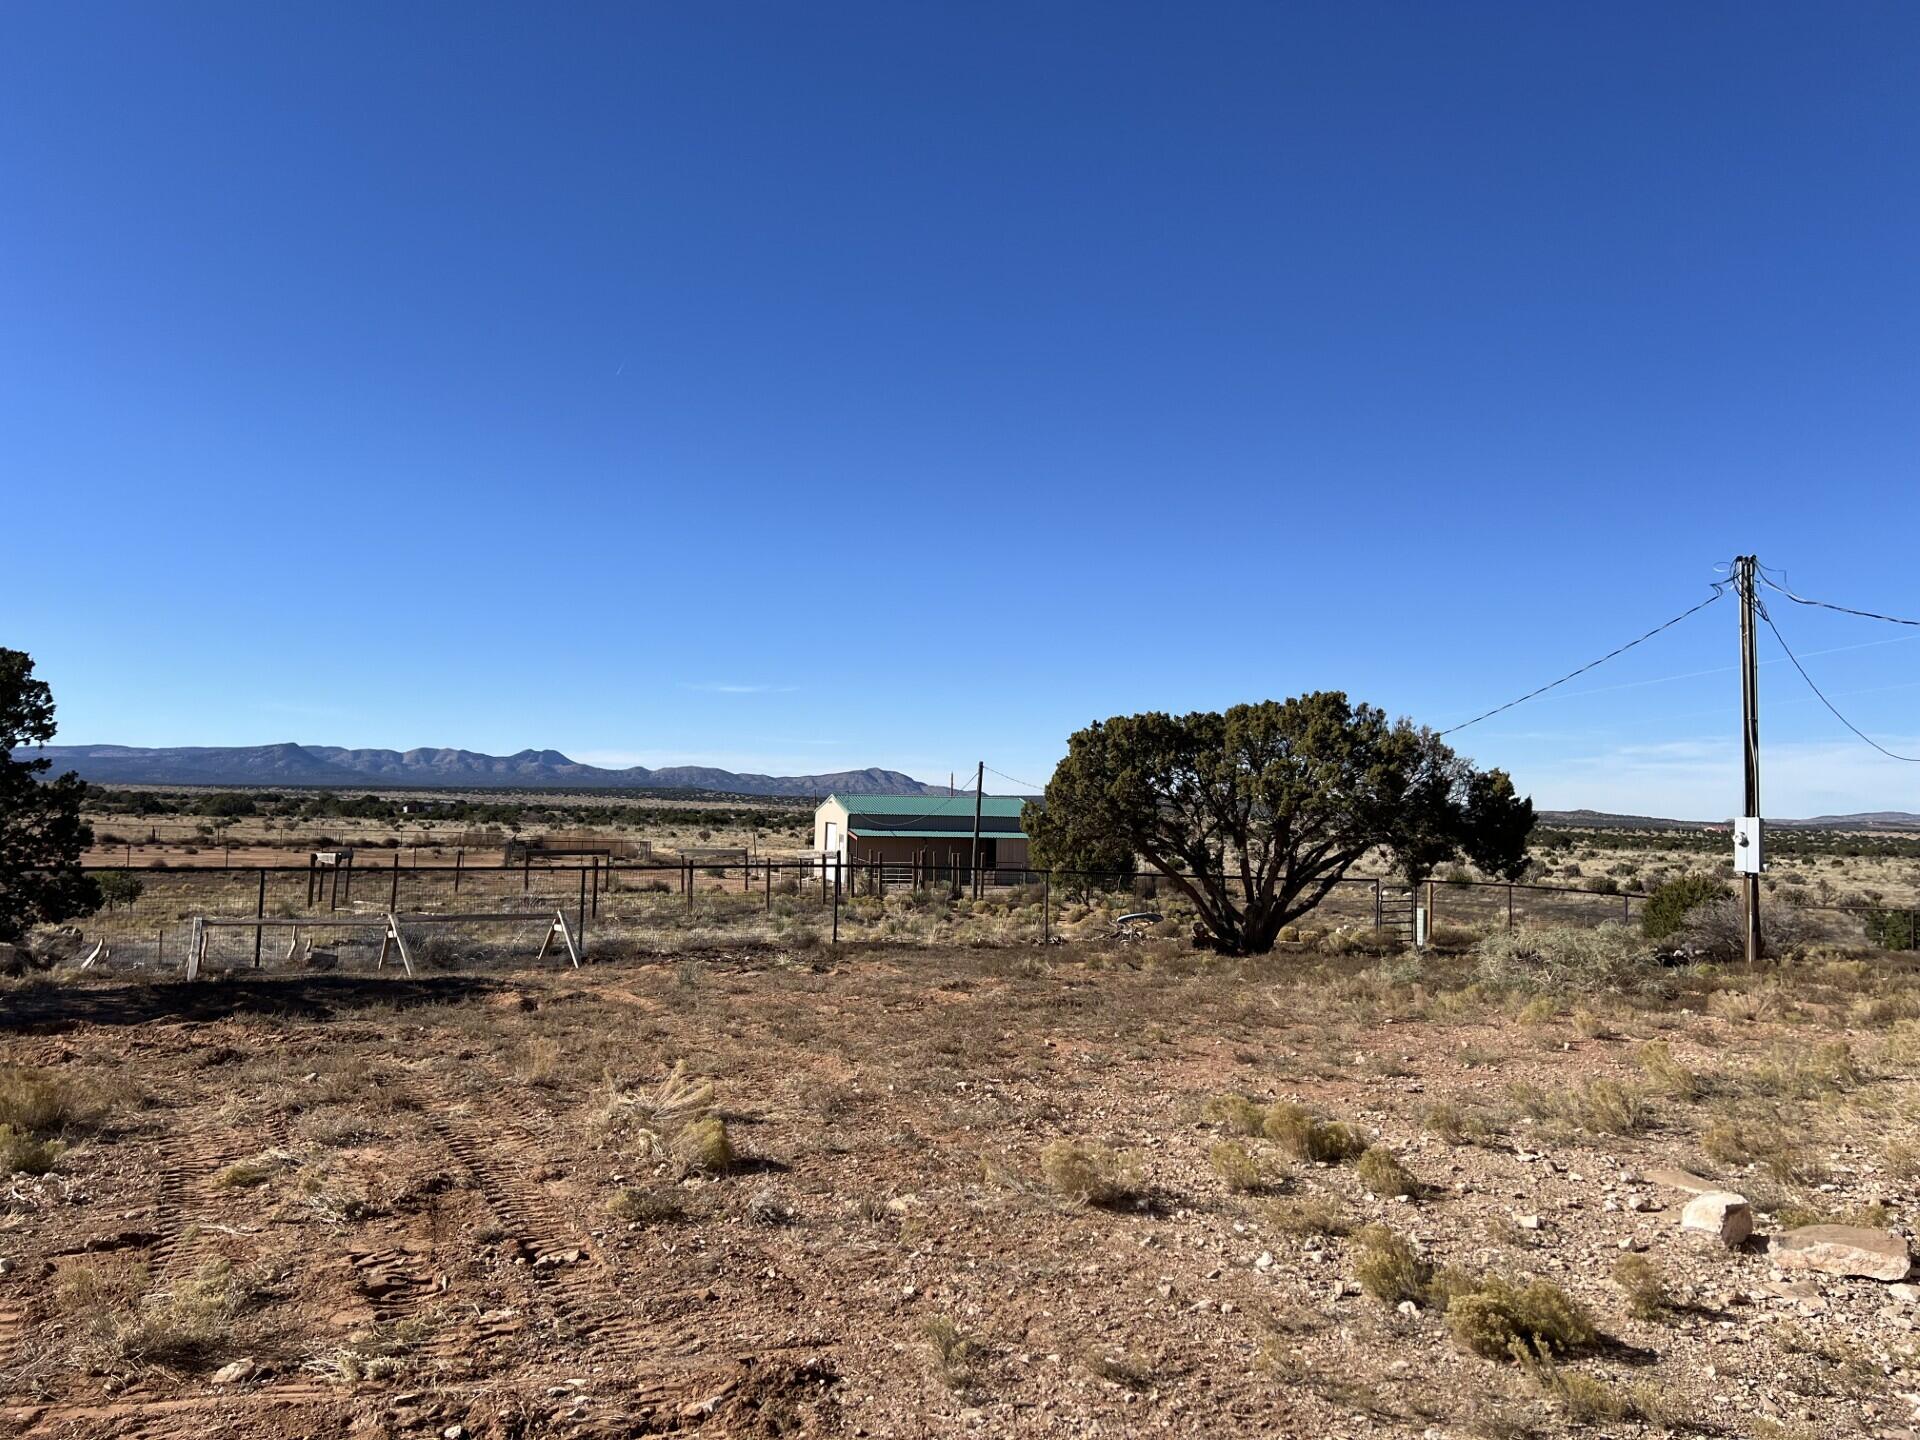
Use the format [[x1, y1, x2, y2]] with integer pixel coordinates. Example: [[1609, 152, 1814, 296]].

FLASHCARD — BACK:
[[2, 941, 1917, 1437]]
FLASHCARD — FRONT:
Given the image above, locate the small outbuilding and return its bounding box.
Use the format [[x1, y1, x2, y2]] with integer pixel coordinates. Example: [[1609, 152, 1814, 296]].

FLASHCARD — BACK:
[[813, 794, 1031, 878]]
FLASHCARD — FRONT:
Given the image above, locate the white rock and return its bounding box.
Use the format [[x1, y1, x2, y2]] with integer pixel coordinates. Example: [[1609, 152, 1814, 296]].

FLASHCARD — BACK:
[[210, 1359, 254, 1385], [1681, 1192, 1752, 1248], [1647, 1165, 1721, 1195], [1770, 1226, 1913, 1282]]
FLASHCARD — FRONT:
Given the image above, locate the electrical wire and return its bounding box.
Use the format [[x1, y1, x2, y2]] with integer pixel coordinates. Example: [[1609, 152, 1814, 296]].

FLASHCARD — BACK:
[[1757, 570, 1920, 628], [1437, 581, 1731, 736], [829, 766, 991, 842], [1753, 598, 1920, 763], [983, 764, 1048, 793]]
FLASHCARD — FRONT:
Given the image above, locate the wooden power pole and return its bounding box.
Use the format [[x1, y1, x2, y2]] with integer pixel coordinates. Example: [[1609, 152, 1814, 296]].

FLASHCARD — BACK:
[[1735, 555, 1763, 965], [969, 761, 984, 899]]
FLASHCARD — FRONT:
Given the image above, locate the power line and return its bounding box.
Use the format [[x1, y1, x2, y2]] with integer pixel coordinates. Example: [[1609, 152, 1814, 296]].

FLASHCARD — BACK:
[[1437, 581, 1731, 736], [983, 764, 1047, 793], [1755, 597, 1920, 763], [828, 767, 988, 840], [1757, 570, 1920, 628]]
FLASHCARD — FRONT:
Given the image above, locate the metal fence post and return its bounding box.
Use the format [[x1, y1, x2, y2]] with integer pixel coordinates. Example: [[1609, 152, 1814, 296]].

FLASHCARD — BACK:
[[253, 870, 266, 968], [832, 863, 841, 945], [1507, 882, 1514, 931], [389, 851, 400, 912], [1042, 872, 1050, 945]]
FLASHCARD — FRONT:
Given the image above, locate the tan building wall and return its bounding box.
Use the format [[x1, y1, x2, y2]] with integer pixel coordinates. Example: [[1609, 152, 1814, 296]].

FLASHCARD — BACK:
[[812, 798, 1030, 871]]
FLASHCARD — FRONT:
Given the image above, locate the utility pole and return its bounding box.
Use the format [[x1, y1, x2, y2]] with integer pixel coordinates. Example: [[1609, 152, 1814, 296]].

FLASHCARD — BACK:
[[969, 761, 984, 899], [1735, 555, 1764, 965]]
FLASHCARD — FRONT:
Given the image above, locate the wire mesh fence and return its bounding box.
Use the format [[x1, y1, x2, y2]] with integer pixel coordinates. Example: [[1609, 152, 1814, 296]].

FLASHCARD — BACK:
[[48, 856, 1915, 979]]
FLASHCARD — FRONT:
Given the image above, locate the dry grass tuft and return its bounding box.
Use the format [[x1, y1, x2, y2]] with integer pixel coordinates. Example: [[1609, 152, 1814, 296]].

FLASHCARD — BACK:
[[58, 1256, 246, 1372], [595, 1061, 736, 1174], [671, 1115, 736, 1174], [1201, 1093, 1268, 1136], [922, 1315, 985, 1391], [1424, 1101, 1503, 1147], [1565, 1078, 1651, 1135], [1446, 1275, 1597, 1360], [1263, 1195, 1352, 1237], [0, 1066, 115, 1138], [1263, 1103, 1367, 1163], [1701, 1103, 1826, 1185], [0, 1124, 65, 1176], [313, 1312, 443, 1382], [1352, 1225, 1432, 1304], [1612, 1254, 1674, 1322], [606, 1186, 687, 1223], [1354, 1146, 1420, 1198], [1208, 1140, 1266, 1192], [214, 1150, 291, 1189], [1634, 1041, 1701, 1101], [1039, 1139, 1142, 1207]]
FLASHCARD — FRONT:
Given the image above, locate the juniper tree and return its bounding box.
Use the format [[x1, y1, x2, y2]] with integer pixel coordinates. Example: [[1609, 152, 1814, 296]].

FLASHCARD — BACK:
[[1025, 692, 1532, 955], [0, 649, 100, 944]]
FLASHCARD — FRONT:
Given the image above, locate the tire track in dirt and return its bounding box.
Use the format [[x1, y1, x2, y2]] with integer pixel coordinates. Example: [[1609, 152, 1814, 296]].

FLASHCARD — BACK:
[[3, 1094, 344, 1438], [5, 1378, 342, 1439], [149, 1106, 252, 1281], [0, 1304, 24, 1361], [414, 1074, 779, 1426]]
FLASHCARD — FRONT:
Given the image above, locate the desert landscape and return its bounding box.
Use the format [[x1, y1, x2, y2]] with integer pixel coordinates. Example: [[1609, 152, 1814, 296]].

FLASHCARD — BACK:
[[4, 926, 1919, 1438], [11, 9, 1920, 1436]]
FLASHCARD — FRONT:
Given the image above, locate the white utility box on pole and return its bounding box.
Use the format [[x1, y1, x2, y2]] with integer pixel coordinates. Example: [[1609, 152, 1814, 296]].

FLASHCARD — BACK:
[[1732, 816, 1764, 876]]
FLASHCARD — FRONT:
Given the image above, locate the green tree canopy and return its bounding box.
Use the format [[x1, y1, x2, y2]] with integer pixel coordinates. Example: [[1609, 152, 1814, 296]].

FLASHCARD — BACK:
[[1026, 693, 1533, 955], [0, 649, 101, 944]]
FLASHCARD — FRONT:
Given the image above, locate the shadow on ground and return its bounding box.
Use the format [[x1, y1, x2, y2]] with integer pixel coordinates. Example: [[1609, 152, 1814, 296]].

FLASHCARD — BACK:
[[0, 972, 511, 1031]]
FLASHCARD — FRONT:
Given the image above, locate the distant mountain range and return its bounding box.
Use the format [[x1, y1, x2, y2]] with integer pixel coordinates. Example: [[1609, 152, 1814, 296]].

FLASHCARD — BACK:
[[30, 743, 942, 798], [1539, 808, 1920, 831]]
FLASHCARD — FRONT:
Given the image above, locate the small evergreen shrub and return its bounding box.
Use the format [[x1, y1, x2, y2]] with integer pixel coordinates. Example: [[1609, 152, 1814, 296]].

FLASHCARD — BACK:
[[1352, 1225, 1431, 1304], [1208, 1140, 1264, 1192], [1039, 1139, 1141, 1207], [1445, 1276, 1596, 1359], [1354, 1146, 1419, 1198], [1641, 875, 1730, 941], [1263, 1103, 1366, 1162], [1201, 1093, 1267, 1136]]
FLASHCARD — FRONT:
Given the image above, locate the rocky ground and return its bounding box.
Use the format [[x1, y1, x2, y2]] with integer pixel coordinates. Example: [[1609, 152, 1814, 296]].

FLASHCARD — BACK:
[[1, 938, 1916, 1438]]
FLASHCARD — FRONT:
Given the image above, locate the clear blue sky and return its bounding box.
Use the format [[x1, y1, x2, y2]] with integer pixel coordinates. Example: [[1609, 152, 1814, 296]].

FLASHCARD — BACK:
[[6, 4, 1918, 816]]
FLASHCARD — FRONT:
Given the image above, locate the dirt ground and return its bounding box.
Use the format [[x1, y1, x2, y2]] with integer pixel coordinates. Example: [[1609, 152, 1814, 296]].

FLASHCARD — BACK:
[[2, 941, 1917, 1439]]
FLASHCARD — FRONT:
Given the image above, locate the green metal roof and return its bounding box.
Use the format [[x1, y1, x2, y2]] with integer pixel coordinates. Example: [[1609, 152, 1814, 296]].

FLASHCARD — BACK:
[[828, 793, 1029, 819], [851, 827, 1026, 840]]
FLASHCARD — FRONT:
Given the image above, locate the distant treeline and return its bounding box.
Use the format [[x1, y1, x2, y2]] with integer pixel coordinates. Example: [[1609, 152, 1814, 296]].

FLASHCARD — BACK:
[[82, 786, 808, 834], [1539, 824, 1920, 861]]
